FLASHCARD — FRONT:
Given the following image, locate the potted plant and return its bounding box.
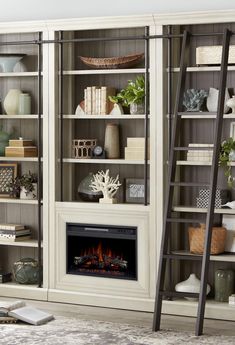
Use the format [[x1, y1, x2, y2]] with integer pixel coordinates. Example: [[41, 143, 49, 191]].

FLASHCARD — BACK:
[[7, 171, 38, 199], [109, 76, 145, 115], [219, 138, 235, 188]]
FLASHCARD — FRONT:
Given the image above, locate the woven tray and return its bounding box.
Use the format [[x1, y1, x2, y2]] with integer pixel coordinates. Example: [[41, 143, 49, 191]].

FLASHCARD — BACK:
[[79, 53, 144, 69]]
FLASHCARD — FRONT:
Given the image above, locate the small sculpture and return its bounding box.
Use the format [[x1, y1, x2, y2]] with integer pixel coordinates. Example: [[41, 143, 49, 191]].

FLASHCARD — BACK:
[[221, 201, 235, 209], [183, 89, 208, 112], [90, 169, 121, 204]]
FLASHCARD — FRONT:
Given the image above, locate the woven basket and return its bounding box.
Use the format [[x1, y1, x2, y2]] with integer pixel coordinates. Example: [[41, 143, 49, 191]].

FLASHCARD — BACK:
[[188, 224, 227, 255], [79, 53, 144, 69]]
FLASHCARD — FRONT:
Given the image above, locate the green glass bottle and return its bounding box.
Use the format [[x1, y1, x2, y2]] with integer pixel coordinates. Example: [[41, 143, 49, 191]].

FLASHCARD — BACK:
[[215, 269, 234, 302]]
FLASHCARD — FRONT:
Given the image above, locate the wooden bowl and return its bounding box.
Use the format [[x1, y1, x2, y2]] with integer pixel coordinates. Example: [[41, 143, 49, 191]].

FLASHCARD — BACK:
[[79, 53, 144, 69]]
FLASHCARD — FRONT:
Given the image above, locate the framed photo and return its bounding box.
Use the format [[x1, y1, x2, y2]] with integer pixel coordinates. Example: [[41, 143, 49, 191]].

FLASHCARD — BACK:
[[124, 178, 150, 204], [0, 163, 17, 197]]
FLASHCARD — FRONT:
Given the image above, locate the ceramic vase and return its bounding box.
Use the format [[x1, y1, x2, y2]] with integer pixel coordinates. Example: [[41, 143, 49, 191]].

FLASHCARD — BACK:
[[3, 89, 21, 115], [104, 123, 120, 159], [226, 95, 235, 114], [175, 273, 211, 301], [19, 93, 31, 115], [207, 87, 230, 113], [130, 102, 145, 115], [215, 269, 234, 302], [20, 183, 37, 200]]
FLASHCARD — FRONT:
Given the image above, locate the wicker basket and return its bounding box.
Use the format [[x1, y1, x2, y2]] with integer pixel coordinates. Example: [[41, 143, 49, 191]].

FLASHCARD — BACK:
[[188, 224, 227, 255], [79, 53, 144, 69]]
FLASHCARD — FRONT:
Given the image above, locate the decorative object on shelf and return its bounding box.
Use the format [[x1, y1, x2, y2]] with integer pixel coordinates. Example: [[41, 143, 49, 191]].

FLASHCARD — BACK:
[[92, 145, 106, 159], [196, 188, 230, 209], [7, 171, 37, 199], [5, 137, 38, 157], [124, 178, 149, 203], [219, 137, 235, 188], [109, 76, 145, 115], [215, 269, 234, 302], [90, 169, 121, 204], [124, 137, 149, 160], [109, 103, 124, 115], [207, 87, 230, 113], [0, 127, 11, 156], [229, 294, 235, 305], [3, 89, 22, 115], [0, 53, 26, 72], [0, 222, 31, 241], [196, 45, 235, 65], [175, 273, 211, 301], [78, 172, 103, 202], [72, 139, 97, 159], [0, 271, 12, 283], [221, 201, 235, 208], [75, 100, 85, 116], [18, 93, 31, 115], [104, 123, 120, 159], [226, 95, 235, 114], [222, 215, 235, 252], [183, 89, 208, 112], [187, 143, 213, 162], [13, 257, 40, 284], [83, 86, 115, 115], [230, 122, 235, 140], [188, 223, 227, 254], [0, 163, 17, 197], [79, 53, 144, 69]]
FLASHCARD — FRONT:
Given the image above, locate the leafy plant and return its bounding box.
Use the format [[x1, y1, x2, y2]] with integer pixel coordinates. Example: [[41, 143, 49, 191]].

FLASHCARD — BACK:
[[109, 76, 145, 106], [219, 137, 235, 188], [7, 171, 38, 198]]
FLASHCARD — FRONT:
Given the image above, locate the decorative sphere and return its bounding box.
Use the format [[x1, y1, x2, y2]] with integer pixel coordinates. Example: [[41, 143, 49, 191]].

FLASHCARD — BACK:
[[13, 257, 40, 284], [78, 172, 103, 202]]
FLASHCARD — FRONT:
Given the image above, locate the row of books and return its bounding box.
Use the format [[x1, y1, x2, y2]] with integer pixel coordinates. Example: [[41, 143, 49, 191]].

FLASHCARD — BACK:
[[84, 86, 116, 115], [0, 223, 31, 242]]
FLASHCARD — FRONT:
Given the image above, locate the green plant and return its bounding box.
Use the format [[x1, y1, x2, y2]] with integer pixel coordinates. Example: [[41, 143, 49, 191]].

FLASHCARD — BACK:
[[109, 76, 145, 107], [7, 171, 38, 198], [219, 137, 235, 188]]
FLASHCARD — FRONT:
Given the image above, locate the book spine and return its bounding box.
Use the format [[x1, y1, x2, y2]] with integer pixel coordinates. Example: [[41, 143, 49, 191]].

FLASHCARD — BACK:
[[0, 225, 25, 230], [91, 86, 97, 115], [86, 87, 92, 115], [84, 88, 87, 115], [95, 88, 100, 115], [100, 86, 107, 115]]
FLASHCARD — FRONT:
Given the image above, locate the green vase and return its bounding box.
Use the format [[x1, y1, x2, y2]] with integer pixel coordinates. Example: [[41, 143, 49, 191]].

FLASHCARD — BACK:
[[215, 269, 234, 302]]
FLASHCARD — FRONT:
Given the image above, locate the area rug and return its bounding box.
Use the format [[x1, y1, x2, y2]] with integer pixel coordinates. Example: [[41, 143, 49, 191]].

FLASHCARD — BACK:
[[0, 315, 234, 345]]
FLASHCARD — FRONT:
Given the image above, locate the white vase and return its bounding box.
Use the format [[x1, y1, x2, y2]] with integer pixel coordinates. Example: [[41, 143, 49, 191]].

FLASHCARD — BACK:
[[104, 123, 120, 159], [226, 95, 235, 114], [175, 273, 211, 301], [109, 103, 124, 115], [18, 93, 31, 115], [3, 89, 22, 115], [20, 183, 37, 200], [207, 87, 230, 113]]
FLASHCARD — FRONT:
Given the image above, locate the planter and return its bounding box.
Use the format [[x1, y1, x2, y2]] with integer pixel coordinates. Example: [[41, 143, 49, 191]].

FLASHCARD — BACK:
[[20, 183, 37, 200], [130, 102, 144, 115]]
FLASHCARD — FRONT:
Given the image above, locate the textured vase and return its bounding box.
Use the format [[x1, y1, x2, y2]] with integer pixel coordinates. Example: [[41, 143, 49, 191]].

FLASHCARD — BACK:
[[104, 123, 120, 159], [175, 273, 211, 301], [19, 93, 31, 115], [13, 258, 40, 284], [207, 87, 230, 113], [226, 95, 235, 114], [215, 269, 234, 302], [3, 89, 21, 115]]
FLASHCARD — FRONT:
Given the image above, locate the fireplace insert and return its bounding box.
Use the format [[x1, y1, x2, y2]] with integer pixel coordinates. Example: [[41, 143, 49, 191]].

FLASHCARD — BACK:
[[66, 223, 137, 280]]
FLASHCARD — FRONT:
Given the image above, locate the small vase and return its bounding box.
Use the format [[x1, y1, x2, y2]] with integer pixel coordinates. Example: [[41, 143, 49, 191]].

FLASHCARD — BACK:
[[104, 123, 120, 159], [19, 93, 31, 115], [215, 269, 234, 302], [130, 102, 145, 115], [226, 95, 235, 114], [20, 183, 37, 200], [175, 273, 211, 301], [109, 103, 124, 115], [3, 89, 21, 115]]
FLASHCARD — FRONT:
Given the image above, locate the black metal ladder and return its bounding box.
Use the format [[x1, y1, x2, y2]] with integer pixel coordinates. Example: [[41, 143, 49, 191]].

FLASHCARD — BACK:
[[152, 28, 231, 336]]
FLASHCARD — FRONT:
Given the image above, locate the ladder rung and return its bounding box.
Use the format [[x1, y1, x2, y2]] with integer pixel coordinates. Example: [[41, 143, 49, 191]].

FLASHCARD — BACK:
[[160, 291, 199, 299], [166, 218, 202, 223], [174, 147, 213, 151], [163, 253, 202, 261], [170, 182, 210, 187]]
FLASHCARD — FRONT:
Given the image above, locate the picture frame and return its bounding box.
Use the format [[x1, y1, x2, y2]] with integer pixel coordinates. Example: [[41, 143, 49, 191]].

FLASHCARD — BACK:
[[124, 178, 150, 204], [0, 163, 17, 197]]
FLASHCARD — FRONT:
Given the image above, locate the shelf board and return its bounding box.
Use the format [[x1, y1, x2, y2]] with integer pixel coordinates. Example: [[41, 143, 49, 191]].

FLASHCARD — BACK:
[[0, 239, 42, 248], [172, 250, 235, 262], [0, 115, 42, 119], [63, 114, 146, 119], [0, 72, 39, 77], [0, 198, 38, 205], [177, 112, 235, 119], [63, 68, 146, 75], [0, 157, 39, 162], [63, 158, 149, 165], [170, 66, 235, 72], [176, 161, 235, 166], [173, 206, 235, 214]]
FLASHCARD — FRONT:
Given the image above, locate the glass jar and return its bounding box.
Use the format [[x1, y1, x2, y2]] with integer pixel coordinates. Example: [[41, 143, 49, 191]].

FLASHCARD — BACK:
[[13, 257, 41, 284], [130, 102, 145, 115], [215, 269, 234, 302]]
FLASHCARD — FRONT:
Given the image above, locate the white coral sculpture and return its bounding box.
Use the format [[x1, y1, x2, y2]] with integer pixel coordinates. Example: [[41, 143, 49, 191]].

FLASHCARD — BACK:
[[90, 169, 121, 201]]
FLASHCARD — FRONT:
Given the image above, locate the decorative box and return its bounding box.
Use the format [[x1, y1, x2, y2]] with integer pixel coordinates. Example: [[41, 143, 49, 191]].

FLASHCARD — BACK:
[[72, 139, 97, 159], [9, 139, 33, 147], [196, 45, 235, 65], [196, 197, 228, 209], [199, 188, 229, 199], [124, 147, 150, 160], [5, 146, 38, 157]]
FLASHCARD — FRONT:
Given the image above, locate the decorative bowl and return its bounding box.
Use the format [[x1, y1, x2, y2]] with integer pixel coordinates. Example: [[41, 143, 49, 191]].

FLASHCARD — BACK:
[[13, 257, 40, 284], [0, 53, 26, 72], [79, 53, 144, 69]]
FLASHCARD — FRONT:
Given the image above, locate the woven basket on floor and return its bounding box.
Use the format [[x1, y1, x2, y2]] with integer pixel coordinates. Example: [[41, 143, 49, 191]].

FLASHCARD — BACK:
[[79, 53, 144, 69], [188, 224, 227, 254]]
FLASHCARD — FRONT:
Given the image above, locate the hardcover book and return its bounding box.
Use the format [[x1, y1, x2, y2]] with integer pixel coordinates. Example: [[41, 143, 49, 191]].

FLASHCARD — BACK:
[[9, 306, 54, 325]]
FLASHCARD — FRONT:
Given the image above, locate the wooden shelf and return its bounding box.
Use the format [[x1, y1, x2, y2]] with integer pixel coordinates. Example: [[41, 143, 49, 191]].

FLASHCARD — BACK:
[[0, 157, 39, 162], [173, 206, 235, 214], [0, 115, 43, 119], [0, 72, 39, 77], [0, 239, 42, 248], [176, 160, 212, 166], [0, 198, 38, 205], [63, 114, 146, 119], [63, 68, 146, 75], [63, 158, 149, 165], [176, 112, 235, 119], [172, 250, 235, 262], [170, 66, 235, 73]]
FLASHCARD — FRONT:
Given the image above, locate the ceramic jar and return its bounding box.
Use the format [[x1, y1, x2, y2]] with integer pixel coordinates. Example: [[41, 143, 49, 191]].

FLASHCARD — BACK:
[[215, 269, 234, 302], [130, 102, 145, 115], [104, 123, 120, 159], [226, 96, 235, 114], [19, 93, 31, 115], [3, 89, 21, 115], [20, 183, 37, 200], [175, 273, 211, 301], [0, 127, 10, 156], [78, 173, 103, 202]]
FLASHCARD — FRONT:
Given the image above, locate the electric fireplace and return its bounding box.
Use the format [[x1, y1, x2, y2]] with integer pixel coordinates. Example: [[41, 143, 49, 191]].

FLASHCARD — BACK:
[[66, 223, 137, 280]]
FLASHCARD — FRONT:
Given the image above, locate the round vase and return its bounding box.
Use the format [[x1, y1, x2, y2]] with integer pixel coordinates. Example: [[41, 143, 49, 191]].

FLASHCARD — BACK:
[[78, 172, 103, 202], [130, 102, 145, 115], [20, 183, 37, 200], [3, 89, 21, 115], [104, 123, 120, 159], [19, 93, 31, 115], [175, 273, 211, 301], [215, 269, 234, 302], [226, 95, 235, 114], [13, 257, 40, 284]]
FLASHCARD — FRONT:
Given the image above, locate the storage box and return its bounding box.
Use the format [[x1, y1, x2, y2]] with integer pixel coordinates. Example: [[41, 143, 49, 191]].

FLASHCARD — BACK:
[[9, 139, 33, 147], [196, 45, 235, 65], [124, 147, 149, 160], [127, 137, 149, 148], [5, 146, 38, 157]]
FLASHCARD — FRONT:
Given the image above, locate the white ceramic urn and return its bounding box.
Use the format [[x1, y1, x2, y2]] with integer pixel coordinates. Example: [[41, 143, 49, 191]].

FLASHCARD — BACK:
[[3, 89, 22, 115], [175, 273, 211, 301]]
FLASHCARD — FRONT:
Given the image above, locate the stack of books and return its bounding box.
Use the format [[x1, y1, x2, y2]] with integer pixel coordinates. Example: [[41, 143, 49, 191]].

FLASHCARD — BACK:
[[0, 271, 12, 283], [84, 86, 116, 115], [186, 143, 214, 162], [0, 224, 31, 242], [124, 137, 150, 160]]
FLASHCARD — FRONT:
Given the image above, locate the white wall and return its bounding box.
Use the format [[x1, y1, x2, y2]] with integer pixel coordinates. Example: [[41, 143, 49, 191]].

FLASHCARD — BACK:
[[1, 0, 235, 22]]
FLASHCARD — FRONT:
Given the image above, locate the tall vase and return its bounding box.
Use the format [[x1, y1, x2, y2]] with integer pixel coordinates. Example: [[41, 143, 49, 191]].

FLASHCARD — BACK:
[[19, 93, 31, 115], [215, 269, 234, 302], [104, 123, 120, 159], [3, 89, 21, 115]]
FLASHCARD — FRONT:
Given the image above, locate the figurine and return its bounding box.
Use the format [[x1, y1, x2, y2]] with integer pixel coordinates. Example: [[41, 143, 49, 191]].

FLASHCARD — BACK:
[[90, 169, 121, 204]]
